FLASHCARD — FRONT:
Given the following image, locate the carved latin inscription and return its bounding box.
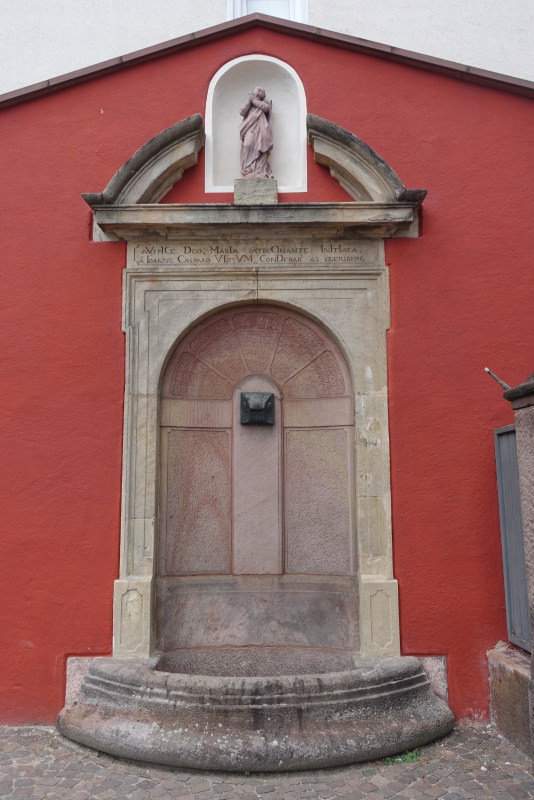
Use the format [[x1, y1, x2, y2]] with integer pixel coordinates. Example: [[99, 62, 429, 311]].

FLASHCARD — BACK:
[[162, 429, 231, 575], [233, 311, 283, 373], [285, 428, 353, 575], [162, 306, 352, 401], [284, 351, 345, 397], [170, 353, 233, 399], [131, 240, 376, 268]]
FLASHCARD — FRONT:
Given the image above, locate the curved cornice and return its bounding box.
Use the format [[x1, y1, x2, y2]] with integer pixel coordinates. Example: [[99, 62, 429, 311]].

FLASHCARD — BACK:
[[83, 114, 205, 207], [84, 112, 425, 240], [307, 114, 426, 204]]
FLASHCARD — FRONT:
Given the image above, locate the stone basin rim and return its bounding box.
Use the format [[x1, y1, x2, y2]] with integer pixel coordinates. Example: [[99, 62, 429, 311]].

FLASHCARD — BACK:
[[87, 653, 428, 685], [77, 654, 433, 709]]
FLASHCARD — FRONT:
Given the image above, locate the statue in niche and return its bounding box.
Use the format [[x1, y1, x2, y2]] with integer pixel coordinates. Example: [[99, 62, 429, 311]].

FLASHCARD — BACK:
[[239, 87, 274, 179]]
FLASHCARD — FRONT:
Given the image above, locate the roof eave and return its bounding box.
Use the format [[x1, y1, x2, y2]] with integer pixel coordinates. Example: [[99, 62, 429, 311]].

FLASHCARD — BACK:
[[1, 13, 533, 110]]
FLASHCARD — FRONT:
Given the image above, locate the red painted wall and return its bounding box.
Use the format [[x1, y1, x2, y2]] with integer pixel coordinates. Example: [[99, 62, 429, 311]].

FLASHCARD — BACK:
[[1, 26, 533, 722]]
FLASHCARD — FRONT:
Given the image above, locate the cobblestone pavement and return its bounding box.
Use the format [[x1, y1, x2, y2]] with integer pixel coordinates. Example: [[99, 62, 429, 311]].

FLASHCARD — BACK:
[[0, 724, 532, 799]]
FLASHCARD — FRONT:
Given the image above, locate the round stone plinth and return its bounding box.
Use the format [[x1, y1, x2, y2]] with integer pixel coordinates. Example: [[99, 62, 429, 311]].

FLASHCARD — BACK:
[[57, 653, 454, 772]]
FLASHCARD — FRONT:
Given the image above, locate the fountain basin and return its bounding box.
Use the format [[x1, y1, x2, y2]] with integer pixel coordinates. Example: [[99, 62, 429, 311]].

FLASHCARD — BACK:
[[57, 651, 454, 771]]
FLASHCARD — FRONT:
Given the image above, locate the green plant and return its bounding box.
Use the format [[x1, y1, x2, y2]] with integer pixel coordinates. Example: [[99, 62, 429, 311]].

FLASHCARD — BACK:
[[384, 747, 420, 765]]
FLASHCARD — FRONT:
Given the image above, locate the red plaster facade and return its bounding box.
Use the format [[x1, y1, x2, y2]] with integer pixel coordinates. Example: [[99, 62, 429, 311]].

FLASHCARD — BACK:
[[1, 20, 533, 722]]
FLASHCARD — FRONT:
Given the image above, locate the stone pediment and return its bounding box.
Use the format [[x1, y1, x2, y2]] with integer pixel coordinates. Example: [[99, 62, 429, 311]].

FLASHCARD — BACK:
[[307, 114, 426, 205], [83, 114, 205, 207], [83, 113, 425, 241]]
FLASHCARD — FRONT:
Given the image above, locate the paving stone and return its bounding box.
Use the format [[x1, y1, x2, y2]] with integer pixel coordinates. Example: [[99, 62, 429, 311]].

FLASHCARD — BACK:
[[1, 725, 534, 799]]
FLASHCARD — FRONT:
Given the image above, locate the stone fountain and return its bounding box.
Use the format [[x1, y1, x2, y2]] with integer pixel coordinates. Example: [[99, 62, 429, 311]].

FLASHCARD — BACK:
[[58, 304, 453, 770]]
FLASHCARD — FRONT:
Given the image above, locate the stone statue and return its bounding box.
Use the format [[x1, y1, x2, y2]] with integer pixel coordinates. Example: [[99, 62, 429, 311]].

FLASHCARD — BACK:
[[239, 87, 274, 179]]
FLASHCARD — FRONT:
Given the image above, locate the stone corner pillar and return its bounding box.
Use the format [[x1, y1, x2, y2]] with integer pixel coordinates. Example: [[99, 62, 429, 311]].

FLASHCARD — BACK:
[[503, 372, 534, 757]]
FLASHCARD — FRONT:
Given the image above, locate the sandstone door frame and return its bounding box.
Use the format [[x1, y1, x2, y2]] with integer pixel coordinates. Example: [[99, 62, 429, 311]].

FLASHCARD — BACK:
[[112, 230, 398, 659]]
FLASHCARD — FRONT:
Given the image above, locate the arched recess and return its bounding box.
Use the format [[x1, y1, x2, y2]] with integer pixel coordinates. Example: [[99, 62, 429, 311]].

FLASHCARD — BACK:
[[205, 55, 307, 193], [157, 304, 358, 653]]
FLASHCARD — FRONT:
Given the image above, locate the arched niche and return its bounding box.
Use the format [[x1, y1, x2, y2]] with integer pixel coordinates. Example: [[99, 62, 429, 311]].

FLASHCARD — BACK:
[[157, 304, 358, 653], [205, 55, 307, 192]]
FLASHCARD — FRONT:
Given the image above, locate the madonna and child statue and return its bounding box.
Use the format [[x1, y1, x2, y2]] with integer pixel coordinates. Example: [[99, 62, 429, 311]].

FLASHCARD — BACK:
[[239, 87, 275, 180]]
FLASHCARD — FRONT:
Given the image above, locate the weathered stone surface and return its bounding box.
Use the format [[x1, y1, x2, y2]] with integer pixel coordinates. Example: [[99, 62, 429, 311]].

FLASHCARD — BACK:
[[234, 178, 278, 205], [83, 114, 205, 209], [420, 655, 449, 703], [233, 377, 281, 575], [489, 645, 532, 757], [158, 305, 358, 652], [160, 428, 231, 575], [58, 654, 454, 772], [65, 657, 93, 704], [155, 575, 360, 651], [285, 427, 353, 575]]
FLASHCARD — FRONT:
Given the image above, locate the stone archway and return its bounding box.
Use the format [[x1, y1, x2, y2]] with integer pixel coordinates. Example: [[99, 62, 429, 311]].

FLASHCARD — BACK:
[[157, 304, 358, 655]]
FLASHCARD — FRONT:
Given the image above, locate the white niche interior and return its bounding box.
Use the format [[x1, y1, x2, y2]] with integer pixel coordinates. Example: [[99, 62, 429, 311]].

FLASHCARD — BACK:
[[205, 54, 307, 193]]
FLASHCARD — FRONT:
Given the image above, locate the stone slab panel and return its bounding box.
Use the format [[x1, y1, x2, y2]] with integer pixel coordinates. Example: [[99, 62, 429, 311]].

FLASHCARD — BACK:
[[160, 398, 232, 428], [285, 428, 353, 575], [233, 376, 282, 575], [156, 575, 359, 651], [160, 428, 231, 575], [271, 317, 325, 383], [129, 238, 381, 270], [168, 352, 234, 398], [232, 308, 284, 372], [284, 350, 346, 397], [283, 396, 353, 428], [489, 645, 532, 757]]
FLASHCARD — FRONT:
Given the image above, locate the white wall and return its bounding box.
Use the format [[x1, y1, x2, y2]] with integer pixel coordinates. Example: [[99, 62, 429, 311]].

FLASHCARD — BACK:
[[0, 0, 226, 95], [0, 0, 532, 97], [309, 0, 533, 82]]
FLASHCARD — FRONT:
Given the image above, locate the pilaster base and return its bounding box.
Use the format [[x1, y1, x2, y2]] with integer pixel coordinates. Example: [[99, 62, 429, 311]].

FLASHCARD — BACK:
[[113, 578, 153, 658], [360, 578, 400, 656]]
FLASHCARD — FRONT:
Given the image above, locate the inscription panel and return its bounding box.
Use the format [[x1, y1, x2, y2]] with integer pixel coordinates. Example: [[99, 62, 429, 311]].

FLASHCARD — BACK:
[[285, 428, 353, 576], [161, 429, 231, 576], [131, 239, 378, 268]]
